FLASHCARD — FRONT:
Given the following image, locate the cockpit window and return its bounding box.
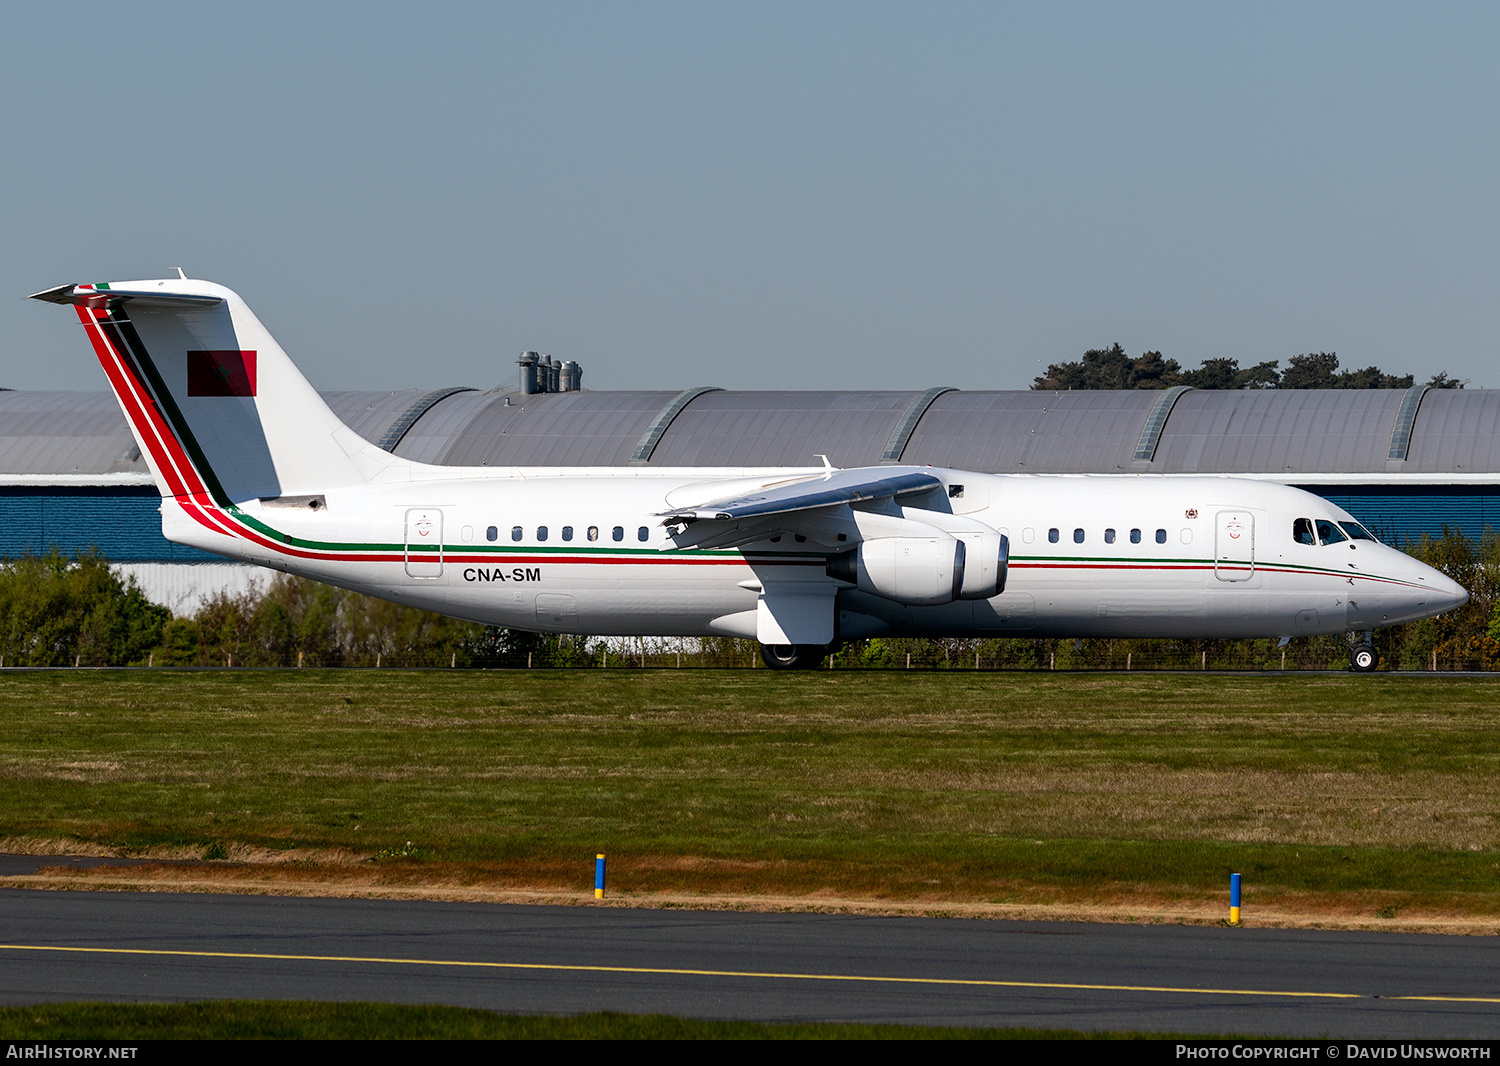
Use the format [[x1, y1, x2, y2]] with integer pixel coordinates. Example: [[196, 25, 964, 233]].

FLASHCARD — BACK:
[[1293, 518, 1316, 545], [1315, 519, 1348, 545], [1339, 522, 1377, 542]]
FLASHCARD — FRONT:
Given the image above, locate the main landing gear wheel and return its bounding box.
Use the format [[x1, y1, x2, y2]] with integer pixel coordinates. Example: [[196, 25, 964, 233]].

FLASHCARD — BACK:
[[1350, 644, 1378, 673], [759, 643, 829, 670]]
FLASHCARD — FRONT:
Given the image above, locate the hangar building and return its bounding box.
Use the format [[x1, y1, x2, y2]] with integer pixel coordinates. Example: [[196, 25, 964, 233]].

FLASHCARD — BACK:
[[0, 381, 1494, 612]]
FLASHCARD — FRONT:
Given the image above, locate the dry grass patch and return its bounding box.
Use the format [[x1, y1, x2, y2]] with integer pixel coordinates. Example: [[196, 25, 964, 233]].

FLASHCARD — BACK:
[[3, 671, 1500, 918]]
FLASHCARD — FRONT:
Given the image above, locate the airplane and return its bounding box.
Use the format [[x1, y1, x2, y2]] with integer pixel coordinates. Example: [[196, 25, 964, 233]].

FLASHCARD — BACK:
[[31, 277, 1468, 672]]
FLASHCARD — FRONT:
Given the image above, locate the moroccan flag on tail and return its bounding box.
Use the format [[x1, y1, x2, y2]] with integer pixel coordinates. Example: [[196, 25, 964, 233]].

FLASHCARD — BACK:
[[187, 350, 257, 396]]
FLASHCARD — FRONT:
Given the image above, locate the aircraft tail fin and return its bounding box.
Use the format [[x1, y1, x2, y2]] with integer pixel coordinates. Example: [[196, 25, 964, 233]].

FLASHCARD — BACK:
[[31, 279, 400, 505]]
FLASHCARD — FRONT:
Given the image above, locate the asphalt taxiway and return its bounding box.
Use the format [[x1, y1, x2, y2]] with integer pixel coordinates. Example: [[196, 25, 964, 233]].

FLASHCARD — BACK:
[[1, 887, 1499, 1037]]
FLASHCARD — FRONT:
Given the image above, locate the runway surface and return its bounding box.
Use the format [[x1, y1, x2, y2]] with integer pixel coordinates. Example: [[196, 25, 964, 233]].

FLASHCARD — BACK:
[[1, 887, 1498, 1037]]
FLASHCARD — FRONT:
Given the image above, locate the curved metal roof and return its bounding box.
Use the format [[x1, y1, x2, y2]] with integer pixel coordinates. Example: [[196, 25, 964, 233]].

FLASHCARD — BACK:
[[320, 389, 429, 448], [0, 391, 143, 478], [4, 385, 1500, 482], [1403, 389, 1500, 473], [0, 390, 440, 481], [392, 390, 679, 467], [899, 390, 1162, 472], [1147, 389, 1409, 474], [643, 390, 916, 469]]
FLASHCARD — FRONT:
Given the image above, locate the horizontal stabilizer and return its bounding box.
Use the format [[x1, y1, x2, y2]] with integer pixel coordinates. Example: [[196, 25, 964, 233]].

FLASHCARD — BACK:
[[30, 284, 224, 309]]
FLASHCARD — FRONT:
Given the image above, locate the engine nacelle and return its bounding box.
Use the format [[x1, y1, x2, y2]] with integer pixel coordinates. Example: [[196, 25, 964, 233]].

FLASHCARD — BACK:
[[826, 532, 966, 606], [952, 530, 1009, 600]]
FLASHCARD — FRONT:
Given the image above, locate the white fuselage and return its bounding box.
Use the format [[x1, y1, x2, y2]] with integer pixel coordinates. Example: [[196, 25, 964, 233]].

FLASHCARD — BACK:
[[34, 276, 1466, 650], [163, 467, 1465, 642]]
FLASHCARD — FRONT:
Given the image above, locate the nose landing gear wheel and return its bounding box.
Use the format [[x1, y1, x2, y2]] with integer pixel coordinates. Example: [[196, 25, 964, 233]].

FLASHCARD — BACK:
[[1351, 644, 1377, 672], [759, 643, 829, 670]]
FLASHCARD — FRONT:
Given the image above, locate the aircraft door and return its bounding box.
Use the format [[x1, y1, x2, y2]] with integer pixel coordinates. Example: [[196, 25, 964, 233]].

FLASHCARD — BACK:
[[405, 508, 444, 578], [1214, 511, 1254, 582]]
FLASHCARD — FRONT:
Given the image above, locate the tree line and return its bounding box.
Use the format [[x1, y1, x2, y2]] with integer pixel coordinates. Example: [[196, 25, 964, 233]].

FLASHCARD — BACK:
[[1032, 344, 1468, 392], [0, 531, 1496, 671]]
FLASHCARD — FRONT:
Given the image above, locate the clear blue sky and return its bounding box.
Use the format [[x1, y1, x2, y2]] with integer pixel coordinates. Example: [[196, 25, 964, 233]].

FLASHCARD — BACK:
[[3, 2, 1497, 393]]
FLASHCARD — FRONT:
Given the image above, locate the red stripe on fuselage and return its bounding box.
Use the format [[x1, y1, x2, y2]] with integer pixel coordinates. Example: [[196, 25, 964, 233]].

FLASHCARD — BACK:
[[443, 553, 816, 567], [1010, 559, 1424, 590]]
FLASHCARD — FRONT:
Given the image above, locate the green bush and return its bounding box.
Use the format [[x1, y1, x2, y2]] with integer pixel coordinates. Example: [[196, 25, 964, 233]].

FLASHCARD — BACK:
[[0, 550, 167, 666]]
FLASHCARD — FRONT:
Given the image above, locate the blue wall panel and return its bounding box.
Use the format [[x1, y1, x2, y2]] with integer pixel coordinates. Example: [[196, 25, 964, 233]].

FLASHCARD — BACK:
[[0, 489, 220, 561], [1304, 485, 1500, 544]]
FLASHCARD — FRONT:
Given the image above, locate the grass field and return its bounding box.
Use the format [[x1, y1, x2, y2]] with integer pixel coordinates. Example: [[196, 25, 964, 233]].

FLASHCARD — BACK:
[[0, 1002, 1169, 1040], [1, 669, 1498, 925]]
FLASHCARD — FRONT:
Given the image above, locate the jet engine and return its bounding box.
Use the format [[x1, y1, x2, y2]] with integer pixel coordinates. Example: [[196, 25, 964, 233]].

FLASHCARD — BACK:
[[826, 530, 966, 606], [949, 529, 1009, 600]]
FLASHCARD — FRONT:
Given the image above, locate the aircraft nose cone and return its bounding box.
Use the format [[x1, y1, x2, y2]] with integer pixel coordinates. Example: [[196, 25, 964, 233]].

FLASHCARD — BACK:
[[1404, 557, 1468, 618], [1426, 571, 1469, 613]]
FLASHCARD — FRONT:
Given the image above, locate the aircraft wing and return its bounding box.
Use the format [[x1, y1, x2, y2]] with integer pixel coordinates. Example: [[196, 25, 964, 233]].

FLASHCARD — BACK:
[[657, 466, 942, 550]]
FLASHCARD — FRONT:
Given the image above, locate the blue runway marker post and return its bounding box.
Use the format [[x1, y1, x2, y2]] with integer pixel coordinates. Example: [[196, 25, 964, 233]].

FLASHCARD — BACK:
[[1230, 872, 1241, 925], [595, 853, 606, 899]]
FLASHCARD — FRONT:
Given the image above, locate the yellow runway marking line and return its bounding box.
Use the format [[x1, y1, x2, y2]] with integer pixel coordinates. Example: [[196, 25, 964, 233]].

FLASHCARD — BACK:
[[1386, 995, 1500, 1004], [0, 942, 1368, 1000]]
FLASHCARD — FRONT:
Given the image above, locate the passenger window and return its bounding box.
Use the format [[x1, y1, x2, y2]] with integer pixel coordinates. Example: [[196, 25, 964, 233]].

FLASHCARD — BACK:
[[1130, 529, 1141, 544], [486, 525, 498, 542], [511, 526, 523, 542], [1293, 518, 1316, 545], [1048, 528, 1059, 543], [588, 526, 599, 542], [1073, 528, 1085, 544], [562, 526, 573, 542], [1022, 528, 1035, 544], [638, 526, 650, 542], [537, 526, 548, 542], [1104, 528, 1115, 544], [1180, 528, 1192, 544], [612, 526, 624, 542], [1316, 519, 1348, 545], [1155, 529, 1167, 544]]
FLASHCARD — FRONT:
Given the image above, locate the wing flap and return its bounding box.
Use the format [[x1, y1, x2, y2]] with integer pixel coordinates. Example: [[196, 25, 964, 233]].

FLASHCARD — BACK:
[[659, 467, 941, 523]]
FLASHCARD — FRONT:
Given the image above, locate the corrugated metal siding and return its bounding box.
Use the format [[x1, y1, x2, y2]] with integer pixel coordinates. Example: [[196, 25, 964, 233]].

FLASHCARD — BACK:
[[1150, 390, 1404, 473], [0, 488, 218, 561], [398, 391, 678, 467], [1308, 484, 1500, 543], [648, 391, 911, 468], [900, 391, 1159, 472], [112, 562, 270, 615]]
